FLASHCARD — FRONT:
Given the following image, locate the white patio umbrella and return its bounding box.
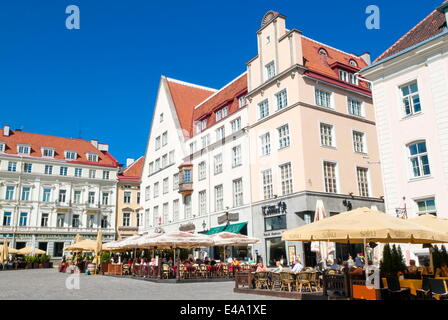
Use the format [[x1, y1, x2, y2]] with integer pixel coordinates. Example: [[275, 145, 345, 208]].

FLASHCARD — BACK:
[[116, 235, 142, 249], [310, 200, 335, 269], [140, 231, 214, 249], [210, 232, 259, 262]]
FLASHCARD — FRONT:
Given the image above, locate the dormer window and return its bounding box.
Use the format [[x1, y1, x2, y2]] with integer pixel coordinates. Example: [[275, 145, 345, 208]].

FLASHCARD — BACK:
[[239, 95, 247, 108], [195, 118, 207, 134], [0, 142, 5, 152], [17, 145, 30, 155], [65, 151, 77, 160], [87, 153, 98, 162], [318, 48, 328, 56], [215, 106, 228, 122], [339, 70, 358, 85], [42, 148, 54, 158], [349, 59, 358, 67]]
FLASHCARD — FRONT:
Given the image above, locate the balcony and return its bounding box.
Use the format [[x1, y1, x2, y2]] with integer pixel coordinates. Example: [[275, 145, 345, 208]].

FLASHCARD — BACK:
[[178, 163, 193, 196]]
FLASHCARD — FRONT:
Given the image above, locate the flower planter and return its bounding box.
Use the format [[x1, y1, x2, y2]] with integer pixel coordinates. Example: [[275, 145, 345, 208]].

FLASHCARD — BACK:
[[25, 263, 32, 269]]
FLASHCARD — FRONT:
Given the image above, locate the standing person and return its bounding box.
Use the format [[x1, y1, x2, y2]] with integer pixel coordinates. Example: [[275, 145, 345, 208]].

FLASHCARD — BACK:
[[347, 255, 355, 269], [355, 253, 365, 267]]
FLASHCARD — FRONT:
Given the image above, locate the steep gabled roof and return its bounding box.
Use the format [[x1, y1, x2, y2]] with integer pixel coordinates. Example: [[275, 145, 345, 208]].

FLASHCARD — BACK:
[[118, 156, 145, 181], [191, 73, 247, 136], [374, 3, 447, 63], [165, 78, 216, 139], [0, 128, 118, 168]]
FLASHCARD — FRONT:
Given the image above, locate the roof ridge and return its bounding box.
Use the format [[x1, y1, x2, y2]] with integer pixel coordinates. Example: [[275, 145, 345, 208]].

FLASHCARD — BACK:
[[0, 128, 99, 144], [122, 156, 144, 174], [165, 77, 217, 92], [302, 36, 362, 60], [193, 72, 247, 110], [374, 9, 439, 62]]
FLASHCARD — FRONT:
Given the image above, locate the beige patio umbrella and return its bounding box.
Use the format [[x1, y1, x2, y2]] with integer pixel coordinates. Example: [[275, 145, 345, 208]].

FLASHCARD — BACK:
[[210, 232, 259, 246], [141, 231, 214, 249], [282, 207, 448, 244], [310, 200, 335, 268], [116, 235, 143, 249], [0, 241, 8, 264], [0, 245, 18, 255], [135, 233, 164, 248], [16, 247, 46, 255], [64, 239, 98, 252], [92, 231, 103, 270]]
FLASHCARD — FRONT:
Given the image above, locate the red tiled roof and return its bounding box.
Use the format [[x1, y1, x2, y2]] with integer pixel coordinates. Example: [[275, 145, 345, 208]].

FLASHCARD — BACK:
[[0, 128, 118, 167], [374, 4, 447, 63], [301, 37, 371, 93], [165, 78, 216, 139], [118, 156, 144, 181], [191, 73, 247, 135]]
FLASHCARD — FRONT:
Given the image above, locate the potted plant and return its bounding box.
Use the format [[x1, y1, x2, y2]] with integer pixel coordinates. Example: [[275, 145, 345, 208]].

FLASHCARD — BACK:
[[25, 256, 33, 269]]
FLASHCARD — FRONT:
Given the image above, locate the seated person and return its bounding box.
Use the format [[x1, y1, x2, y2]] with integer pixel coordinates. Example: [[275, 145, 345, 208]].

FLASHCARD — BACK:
[[435, 263, 448, 277], [329, 259, 341, 271], [256, 263, 268, 272], [291, 259, 304, 273], [406, 259, 418, 274], [273, 261, 283, 273], [421, 262, 433, 275], [232, 258, 240, 266]]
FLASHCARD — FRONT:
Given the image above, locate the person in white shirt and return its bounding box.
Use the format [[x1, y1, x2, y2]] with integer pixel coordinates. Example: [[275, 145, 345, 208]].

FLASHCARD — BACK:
[[292, 259, 304, 273]]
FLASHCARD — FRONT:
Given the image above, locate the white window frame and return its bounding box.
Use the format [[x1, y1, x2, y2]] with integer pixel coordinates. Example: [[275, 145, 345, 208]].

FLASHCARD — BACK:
[[315, 88, 333, 109], [260, 132, 271, 156], [275, 89, 288, 111], [320, 122, 335, 148], [258, 99, 270, 119], [347, 98, 364, 117], [323, 161, 339, 194], [352, 130, 367, 154], [278, 124, 290, 149], [400, 80, 422, 118]]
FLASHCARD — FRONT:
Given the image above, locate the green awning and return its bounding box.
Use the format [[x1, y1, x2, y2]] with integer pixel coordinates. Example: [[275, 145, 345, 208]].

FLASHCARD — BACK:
[[224, 222, 247, 234], [205, 225, 227, 235]]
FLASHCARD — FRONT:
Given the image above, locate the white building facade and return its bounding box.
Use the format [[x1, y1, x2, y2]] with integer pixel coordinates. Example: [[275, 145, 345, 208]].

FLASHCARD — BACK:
[[0, 126, 118, 258]]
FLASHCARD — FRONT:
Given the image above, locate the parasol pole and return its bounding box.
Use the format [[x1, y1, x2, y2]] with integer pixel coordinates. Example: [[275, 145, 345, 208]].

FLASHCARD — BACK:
[[429, 246, 434, 274]]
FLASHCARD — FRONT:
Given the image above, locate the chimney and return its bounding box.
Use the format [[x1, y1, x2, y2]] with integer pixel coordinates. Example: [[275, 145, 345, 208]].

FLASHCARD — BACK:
[[98, 143, 109, 152], [3, 125, 10, 137], [90, 139, 98, 149], [437, 1, 448, 27], [126, 158, 135, 167], [359, 52, 371, 66]]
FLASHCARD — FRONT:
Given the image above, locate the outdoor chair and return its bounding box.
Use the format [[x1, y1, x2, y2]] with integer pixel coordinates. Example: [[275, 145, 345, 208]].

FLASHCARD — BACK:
[[280, 272, 295, 292], [385, 276, 411, 300], [255, 271, 270, 290], [326, 269, 337, 275], [270, 272, 281, 291], [404, 272, 421, 279], [429, 279, 448, 300], [122, 264, 130, 276], [303, 267, 314, 271], [178, 264, 186, 279], [162, 264, 170, 279], [296, 272, 313, 292], [199, 264, 208, 278], [309, 271, 321, 291], [416, 277, 431, 300], [220, 264, 230, 278]]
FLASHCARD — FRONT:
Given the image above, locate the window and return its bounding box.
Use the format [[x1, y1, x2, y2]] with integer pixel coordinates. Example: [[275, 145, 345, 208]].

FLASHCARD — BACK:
[[232, 145, 242, 167], [198, 161, 206, 181], [42, 148, 54, 158], [154, 182, 159, 198], [103, 171, 110, 180], [353, 131, 366, 153], [160, 113, 164, 122], [56, 214, 65, 227], [163, 178, 169, 194], [357, 167, 369, 197], [401, 81, 421, 117], [320, 123, 334, 147], [262, 169, 273, 200], [199, 190, 207, 216], [137, 211, 142, 226], [162, 154, 168, 168], [260, 133, 271, 156], [19, 212, 28, 226], [59, 167, 68, 176], [190, 142, 197, 155], [74, 191, 81, 204], [215, 106, 228, 121], [169, 150, 175, 164], [88, 192, 95, 204], [339, 70, 358, 85], [65, 151, 76, 160], [275, 89, 288, 110], [239, 95, 247, 108], [123, 212, 130, 227], [102, 192, 109, 205], [72, 214, 80, 227], [184, 195, 191, 218], [416, 198, 436, 216], [8, 162, 17, 172], [41, 213, 49, 227], [173, 199, 179, 222], [87, 153, 98, 162], [265, 61, 276, 80], [231, 117, 241, 133], [173, 173, 179, 190], [145, 186, 150, 201], [323, 162, 338, 193], [21, 187, 30, 201], [214, 154, 223, 175], [408, 141, 430, 178], [43, 188, 51, 202], [162, 132, 168, 146], [201, 119, 207, 131], [87, 215, 95, 228], [155, 136, 161, 150], [233, 178, 243, 207], [74, 168, 82, 177], [123, 192, 131, 204], [3, 212, 12, 226], [23, 163, 32, 173], [201, 134, 210, 149], [348, 98, 363, 117], [258, 99, 269, 119], [89, 169, 96, 179], [155, 158, 160, 171], [184, 169, 191, 183], [339, 70, 348, 82], [280, 163, 293, 195], [101, 216, 108, 228], [44, 165, 53, 175], [315, 89, 332, 108], [0, 143, 5, 152], [5, 186, 14, 200], [163, 203, 169, 223], [215, 185, 223, 211], [58, 190, 66, 203], [153, 206, 159, 226], [278, 124, 290, 149], [195, 122, 202, 134], [216, 126, 225, 141], [145, 209, 150, 227], [265, 215, 287, 232], [18, 145, 30, 155]]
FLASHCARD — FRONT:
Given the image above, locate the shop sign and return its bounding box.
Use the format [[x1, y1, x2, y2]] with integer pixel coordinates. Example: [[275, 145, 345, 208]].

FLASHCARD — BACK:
[[262, 201, 287, 216], [179, 223, 195, 232], [263, 231, 283, 237]]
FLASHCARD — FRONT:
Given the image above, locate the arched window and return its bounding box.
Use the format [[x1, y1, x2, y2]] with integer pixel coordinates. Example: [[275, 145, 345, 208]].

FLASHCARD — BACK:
[[407, 140, 430, 178], [349, 59, 358, 67], [318, 48, 328, 56]]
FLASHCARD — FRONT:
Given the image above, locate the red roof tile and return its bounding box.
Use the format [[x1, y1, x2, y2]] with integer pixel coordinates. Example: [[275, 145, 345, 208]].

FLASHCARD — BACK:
[[165, 78, 216, 139], [191, 73, 247, 135], [375, 4, 447, 63], [0, 128, 118, 168], [118, 156, 144, 181]]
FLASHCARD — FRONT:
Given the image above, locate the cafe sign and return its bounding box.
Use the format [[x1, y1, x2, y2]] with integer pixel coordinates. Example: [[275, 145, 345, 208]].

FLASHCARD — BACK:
[[262, 201, 287, 216], [179, 223, 195, 232]]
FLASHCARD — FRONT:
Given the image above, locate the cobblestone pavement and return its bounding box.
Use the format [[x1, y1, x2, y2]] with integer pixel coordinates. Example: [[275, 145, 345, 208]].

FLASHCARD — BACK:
[[0, 269, 290, 300]]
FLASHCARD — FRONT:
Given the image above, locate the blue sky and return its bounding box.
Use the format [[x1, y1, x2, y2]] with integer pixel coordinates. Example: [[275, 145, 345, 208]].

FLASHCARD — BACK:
[[0, 0, 442, 165]]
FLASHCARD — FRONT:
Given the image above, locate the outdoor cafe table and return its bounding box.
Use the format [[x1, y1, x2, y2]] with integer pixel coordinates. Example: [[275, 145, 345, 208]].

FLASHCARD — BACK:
[[381, 278, 422, 296]]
